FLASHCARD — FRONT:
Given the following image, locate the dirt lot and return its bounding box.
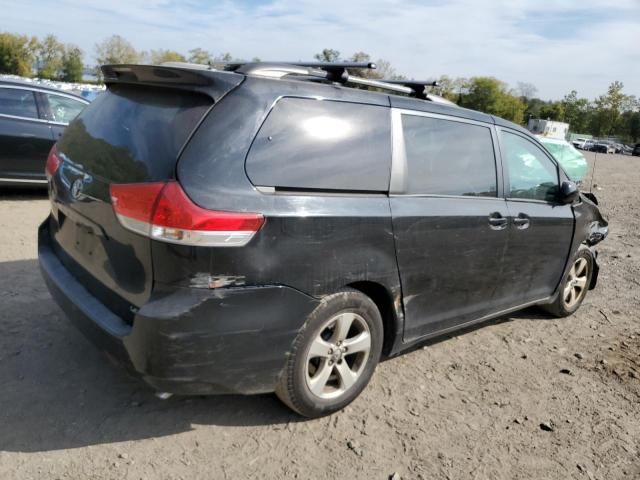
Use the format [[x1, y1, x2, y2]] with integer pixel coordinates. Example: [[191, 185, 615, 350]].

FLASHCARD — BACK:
[[0, 152, 638, 480]]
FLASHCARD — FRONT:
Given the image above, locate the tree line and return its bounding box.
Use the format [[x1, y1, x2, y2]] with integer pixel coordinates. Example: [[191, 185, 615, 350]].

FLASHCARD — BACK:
[[1, 32, 638, 142], [0, 32, 83, 81], [434, 77, 639, 142]]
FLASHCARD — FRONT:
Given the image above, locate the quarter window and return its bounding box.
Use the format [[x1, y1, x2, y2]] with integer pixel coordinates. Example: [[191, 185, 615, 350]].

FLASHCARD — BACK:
[[501, 131, 558, 201], [0, 88, 38, 119], [246, 98, 391, 191], [401, 115, 497, 196]]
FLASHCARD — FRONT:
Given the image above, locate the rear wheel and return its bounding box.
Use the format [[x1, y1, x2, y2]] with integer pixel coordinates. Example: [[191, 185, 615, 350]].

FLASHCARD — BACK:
[[543, 248, 593, 317], [276, 289, 383, 417]]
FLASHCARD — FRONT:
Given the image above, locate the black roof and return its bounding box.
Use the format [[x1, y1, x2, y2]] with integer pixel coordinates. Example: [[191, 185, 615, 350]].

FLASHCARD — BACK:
[[100, 63, 537, 133]]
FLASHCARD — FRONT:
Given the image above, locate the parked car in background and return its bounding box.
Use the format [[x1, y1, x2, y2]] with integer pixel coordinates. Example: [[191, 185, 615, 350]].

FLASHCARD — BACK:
[[592, 141, 616, 154], [571, 138, 588, 150], [39, 62, 609, 417], [633, 144, 640, 157], [0, 79, 89, 186], [536, 136, 588, 183], [582, 140, 595, 151]]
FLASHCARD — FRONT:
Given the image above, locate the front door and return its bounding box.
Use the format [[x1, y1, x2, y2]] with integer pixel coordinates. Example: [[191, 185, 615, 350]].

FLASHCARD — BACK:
[[497, 129, 574, 307], [389, 110, 509, 341]]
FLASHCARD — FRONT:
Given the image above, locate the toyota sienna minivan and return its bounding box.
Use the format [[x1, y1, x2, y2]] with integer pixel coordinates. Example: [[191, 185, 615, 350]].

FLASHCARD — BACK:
[[38, 62, 608, 417]]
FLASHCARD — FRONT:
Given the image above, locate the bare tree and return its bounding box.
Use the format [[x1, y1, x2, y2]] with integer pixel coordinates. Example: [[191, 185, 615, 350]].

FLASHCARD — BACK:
[[95, 35, 141, 77]]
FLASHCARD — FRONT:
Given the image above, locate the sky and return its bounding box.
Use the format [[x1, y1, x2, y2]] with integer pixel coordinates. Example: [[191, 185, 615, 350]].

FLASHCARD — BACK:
[[2, 0, 639, 99]]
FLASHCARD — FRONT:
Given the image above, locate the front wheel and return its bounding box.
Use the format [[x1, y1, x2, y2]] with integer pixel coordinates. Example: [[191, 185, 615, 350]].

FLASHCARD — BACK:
[[543, 248, 593, 317], [276, 289, 383, 418]]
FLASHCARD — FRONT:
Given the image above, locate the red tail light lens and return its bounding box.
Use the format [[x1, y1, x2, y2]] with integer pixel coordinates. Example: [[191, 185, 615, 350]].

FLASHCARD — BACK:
[[45, 144, 61, 179], [109, 181, 265, 247], [110, 182, 165, 223]]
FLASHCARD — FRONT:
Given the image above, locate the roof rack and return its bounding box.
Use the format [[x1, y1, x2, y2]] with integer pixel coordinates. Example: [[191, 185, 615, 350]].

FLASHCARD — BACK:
[[223, 61, 451, 104]]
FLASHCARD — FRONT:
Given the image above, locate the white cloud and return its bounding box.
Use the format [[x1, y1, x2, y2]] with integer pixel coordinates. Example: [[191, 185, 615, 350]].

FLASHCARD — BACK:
[[1, 0, 639, 98]]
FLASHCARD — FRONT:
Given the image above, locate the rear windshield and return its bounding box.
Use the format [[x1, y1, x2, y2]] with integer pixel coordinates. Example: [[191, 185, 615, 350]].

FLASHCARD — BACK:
[[57, 85, 212, 182]]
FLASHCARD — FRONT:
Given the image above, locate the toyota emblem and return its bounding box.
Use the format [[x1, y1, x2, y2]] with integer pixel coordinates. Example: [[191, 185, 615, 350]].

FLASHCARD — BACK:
[[71, 179, 83, 200]]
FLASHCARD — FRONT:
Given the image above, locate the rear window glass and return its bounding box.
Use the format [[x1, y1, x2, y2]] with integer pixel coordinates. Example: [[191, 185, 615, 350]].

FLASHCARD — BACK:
[[402, 115, 497, 196], [57, 85, 211, 182], [246, 97, 391, 192]]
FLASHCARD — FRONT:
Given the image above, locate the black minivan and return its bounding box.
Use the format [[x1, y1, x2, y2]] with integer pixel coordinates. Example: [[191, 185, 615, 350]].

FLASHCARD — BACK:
[[38, 63, 608, 417]]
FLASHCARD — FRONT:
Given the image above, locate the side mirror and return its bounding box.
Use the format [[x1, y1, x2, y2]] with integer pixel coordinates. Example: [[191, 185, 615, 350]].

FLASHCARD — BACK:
[[560, 180, 579, 204]]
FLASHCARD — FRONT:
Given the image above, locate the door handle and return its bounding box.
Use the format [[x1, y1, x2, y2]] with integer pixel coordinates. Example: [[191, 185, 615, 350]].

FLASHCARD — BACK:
[[513, 213, 530, 229], [488, 212, 508, 230]]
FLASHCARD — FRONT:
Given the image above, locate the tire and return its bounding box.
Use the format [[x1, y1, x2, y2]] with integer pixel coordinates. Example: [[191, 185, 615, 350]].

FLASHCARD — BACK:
[[542, 248, 593, 317], [275, 288, 384, 418]]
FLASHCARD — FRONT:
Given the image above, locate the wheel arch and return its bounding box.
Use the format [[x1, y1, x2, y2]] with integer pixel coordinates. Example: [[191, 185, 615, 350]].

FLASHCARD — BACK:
[[346, 280, 402, 357]]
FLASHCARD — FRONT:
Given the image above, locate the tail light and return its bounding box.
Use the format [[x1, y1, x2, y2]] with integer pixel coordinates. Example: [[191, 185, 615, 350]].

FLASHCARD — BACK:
[[110, 181, 264, 247], [45, 144, 61, 179]]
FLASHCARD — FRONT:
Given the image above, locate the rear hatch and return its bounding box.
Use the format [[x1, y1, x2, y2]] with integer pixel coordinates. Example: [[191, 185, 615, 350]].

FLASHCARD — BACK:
[[46, 65, 242, 321]]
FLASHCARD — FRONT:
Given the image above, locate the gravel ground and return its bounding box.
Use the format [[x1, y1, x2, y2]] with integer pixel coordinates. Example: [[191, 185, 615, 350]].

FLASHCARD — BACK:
[[0, 152, 638, 480]]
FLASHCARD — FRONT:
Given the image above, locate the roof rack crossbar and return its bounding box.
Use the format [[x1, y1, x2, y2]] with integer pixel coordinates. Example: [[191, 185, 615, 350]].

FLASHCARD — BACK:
[[225, 61, 375, 71], [346, 76, 413, 95], [227, 61, 450, 103], [287, 61, 376, 70]]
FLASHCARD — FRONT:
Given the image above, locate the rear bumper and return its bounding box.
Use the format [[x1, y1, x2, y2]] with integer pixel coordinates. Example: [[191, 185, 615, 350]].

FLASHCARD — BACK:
[[38, 219, 319, 395]]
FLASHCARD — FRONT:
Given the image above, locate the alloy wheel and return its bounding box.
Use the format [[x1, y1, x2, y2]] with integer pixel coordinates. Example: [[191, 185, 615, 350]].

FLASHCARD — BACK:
[[563, 257, 589, 309], [304, 312, 371, 400]]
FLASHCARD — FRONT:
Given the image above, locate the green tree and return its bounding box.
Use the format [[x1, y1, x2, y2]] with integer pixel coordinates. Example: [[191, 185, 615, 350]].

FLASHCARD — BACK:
[[188, 47, 212, 65], [460, 77, 503, 113], [0, 32, 39, 76], [592, 81, 627, 137], [460, 77, 526, 124], [620, 110, 640, 142], [37, 34, 64, 79], [314, 48, 341, 62], [60, 45, 83, 82], [524, 98, 547, 121], [95, 35, 141, 77], [538, 101, 565, 121], [561, 90, 591, 133], [150, 49, 186, 64], [496, 92, 527, 125]]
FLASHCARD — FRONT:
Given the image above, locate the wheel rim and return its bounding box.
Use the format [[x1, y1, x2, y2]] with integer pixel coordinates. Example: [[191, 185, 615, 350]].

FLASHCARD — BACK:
[[563, 257, 589, 309], [304, 312, 371, 400]]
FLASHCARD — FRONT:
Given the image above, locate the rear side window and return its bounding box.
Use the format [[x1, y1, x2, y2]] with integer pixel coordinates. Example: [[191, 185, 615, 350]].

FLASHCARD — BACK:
[[57, 85, 212, 182], [44, 93, 86, 124], [246, 98, 391, 191], [402, 115, 497, 197], [0, 88, 38, 119]]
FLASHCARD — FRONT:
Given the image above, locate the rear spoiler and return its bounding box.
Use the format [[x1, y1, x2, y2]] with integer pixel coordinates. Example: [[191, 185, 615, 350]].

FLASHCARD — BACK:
[[101, 64, 243, 101]]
